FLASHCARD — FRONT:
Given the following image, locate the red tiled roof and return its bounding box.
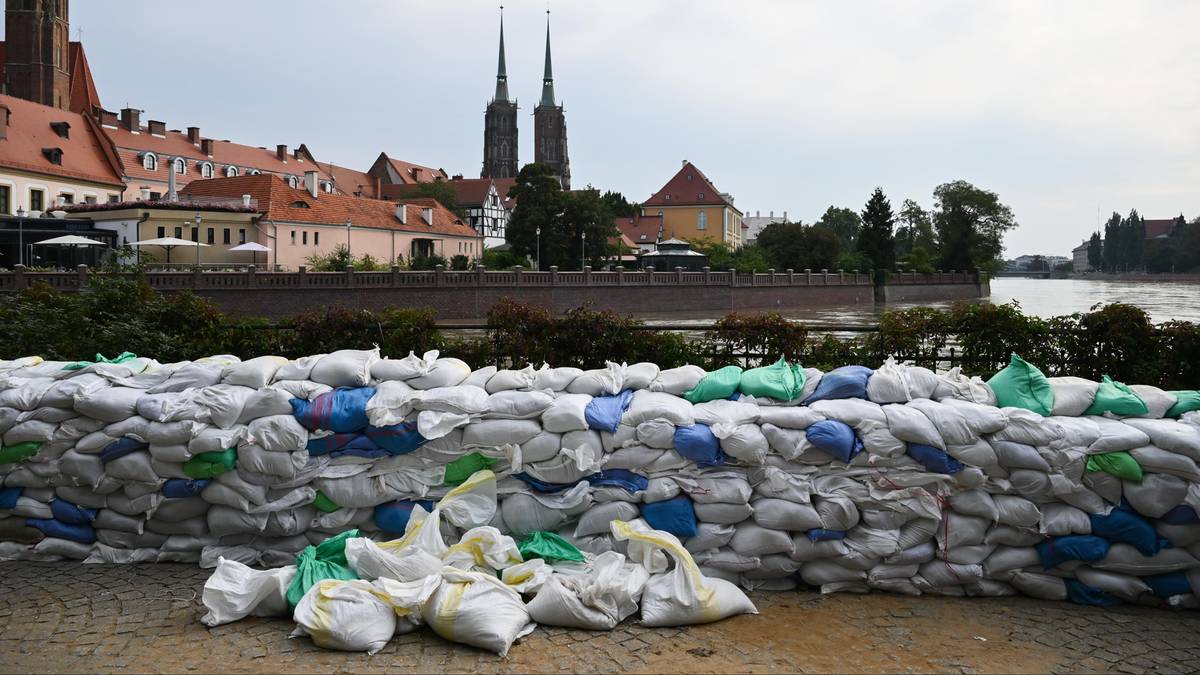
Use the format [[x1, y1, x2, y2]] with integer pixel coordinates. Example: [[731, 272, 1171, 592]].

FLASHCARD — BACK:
[[615, 214, 663, 245], [181, 175, 479, 238], [1143, 219, 1179, 239], [385, 157, 448, 185], [323, 162, 378, 198], [642, 161, 737, 210], [67, 42, 102, 116], [0, 93, 124, 188]]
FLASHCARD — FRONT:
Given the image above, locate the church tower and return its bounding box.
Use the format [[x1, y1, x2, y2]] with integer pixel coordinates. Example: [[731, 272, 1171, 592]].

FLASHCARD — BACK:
[[4, 0, 72, 110], [533, 12, 570, 189], [481, 9, 518, 179]]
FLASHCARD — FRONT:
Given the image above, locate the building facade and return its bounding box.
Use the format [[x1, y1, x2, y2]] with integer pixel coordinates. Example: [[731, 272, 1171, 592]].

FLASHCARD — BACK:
[[1072, 242, 1091, 273], [73, 201, 260, 267], [742, 210, 789, 245], [641, 160, 743, 247], [2, 0, 70, 110], [614, 213, 664, 254], [532, 16, 570, 189], [482, 13, 518, 180], [383, 176, 513, 248]]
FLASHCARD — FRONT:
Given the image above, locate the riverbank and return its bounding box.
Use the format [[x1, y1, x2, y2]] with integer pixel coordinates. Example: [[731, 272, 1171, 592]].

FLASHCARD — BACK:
[[1073, 272, 1200, 283]]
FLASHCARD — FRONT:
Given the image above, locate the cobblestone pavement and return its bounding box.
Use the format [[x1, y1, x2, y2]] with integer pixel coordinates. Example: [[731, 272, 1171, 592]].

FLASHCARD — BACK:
[[2, 562, 1200, 674]]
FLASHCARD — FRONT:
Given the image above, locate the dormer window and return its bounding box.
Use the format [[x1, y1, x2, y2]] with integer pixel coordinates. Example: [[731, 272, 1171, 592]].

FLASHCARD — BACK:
[[248, 169, 261, 176], [50, 121, 70, 139], [321, 181, 333, 193], [225, 165, 238, 177], [142, 152, 158, 171], [42, 147, 64, 165], [287, 176, 299, 189], [173, 157, 186, 175], [199, 162, 213, 178], [686, 174, 692, 181]]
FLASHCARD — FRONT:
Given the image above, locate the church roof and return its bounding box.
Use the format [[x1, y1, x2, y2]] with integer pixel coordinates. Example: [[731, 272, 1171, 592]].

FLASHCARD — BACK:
[[0, 93, 124, 189], [67, 42, 102, 115], [642, 161, 738, 210]]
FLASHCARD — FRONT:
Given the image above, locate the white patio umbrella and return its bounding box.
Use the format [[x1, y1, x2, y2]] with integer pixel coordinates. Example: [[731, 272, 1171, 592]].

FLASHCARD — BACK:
[[130, 236, 210, 265], [228, 241, 270, 268], [33, 234, 108, 268]]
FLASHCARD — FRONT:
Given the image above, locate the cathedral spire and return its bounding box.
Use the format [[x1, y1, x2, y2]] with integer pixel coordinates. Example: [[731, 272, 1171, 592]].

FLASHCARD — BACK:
[[494, 7, 509, 102], [539, 11, 556, 107]]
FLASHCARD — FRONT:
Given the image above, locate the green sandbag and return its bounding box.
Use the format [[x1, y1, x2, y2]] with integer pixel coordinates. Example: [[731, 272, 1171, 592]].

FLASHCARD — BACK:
[[1086, 451, 1144, 482], [285, 529, 360, 609], [444, 452, 496, 486], [1166, 391, 1200, 418], [1084, 375, 1149, 417], [182, 448, 237, 479], [684, 365, 743, 404], [518, 531, 585, 563], [312, 490, 341, 513], [0, 442, 40, 465], [62, 351, 138, 371], [986, 353, 1054, 416], [739, 358, 805, 401]]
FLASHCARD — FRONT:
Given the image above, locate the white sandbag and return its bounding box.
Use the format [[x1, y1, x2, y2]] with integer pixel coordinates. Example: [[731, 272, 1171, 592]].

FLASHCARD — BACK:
[[485, 390, 554, 419], [867, 358, 939, 403], [1048, 377, 1099, 417], [293, 577, 436, 654], [757, 406, 823, 430], [1129, 445, 1200, 482], [364, 380, 417, 426], [650, 365, 706, 396], [485, 365, 538, 393], [308, 348, 379, 388], [728, 521, 794, 557], [200, 557, 296, 626], [421, 567, 534, 656], [542, 394, 592, 433], [526, 551, 649, 630], [750, 498, 822, 532], [933, 367, 996, 405], [1123, 419, 1200, 462], [370, 350, 438, 382], [566, 362, 626, 396], [719, 424, 769, 464], [407, 357, 472, 390], [74, 387, 144, 422], [1129, 385, 1176, 419], [1124, 473, 1189, 519], [222, 356, 288, 389], [692, 399, 761, 428], [193, 385, 256, 430], [610, 519, 757, 626], [1089, 417, 1150, 454], [245, 415, 308, 453], [684, 522, 737, 553], [462, 419, 542, 449], [1039, 503, 1092, 536], [532, 365, 585, 392], [442, 526, 522, 571], [411, 385, 488, 415], [235, 388, 294, 425], [1074, 567, 1152, 600], [624, 390, 694, 427], [575, 501, 640, 537], [623, 362, 660, 391], [636, 420, 677, 450], [883, 403, 945, 449]]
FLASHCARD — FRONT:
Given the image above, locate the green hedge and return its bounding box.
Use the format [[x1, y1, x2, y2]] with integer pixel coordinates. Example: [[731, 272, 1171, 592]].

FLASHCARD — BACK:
[[1, 279, 1196, 388]]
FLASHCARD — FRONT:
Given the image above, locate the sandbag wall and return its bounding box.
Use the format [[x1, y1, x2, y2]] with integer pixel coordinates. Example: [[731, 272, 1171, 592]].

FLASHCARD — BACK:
[[1, 349, 1199, 609]]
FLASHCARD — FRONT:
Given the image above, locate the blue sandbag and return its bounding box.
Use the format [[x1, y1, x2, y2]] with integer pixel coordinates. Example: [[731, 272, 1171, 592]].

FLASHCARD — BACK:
[[329, 437, 389, 460], [365, 422, 426, 456], [26, 518, 96, 544], [907, 443, 964, 474], [1143, 572, 1192, 598], [586, 469, 650, 494], [1162, 505, 1200, 525], [306, 433, 360, 455], [807, 529, 846, 542], [50, 499, 97, 525], [513, 473, 582, 493], [374, 499, 435, 535], [1090, 503, 1166, 557], [802, 365, 874, 404], [0, 486, 20, 510], [584, 390, 634, 433], [805, 420, 863, 463], [672, 424, 726, 468], [290, 387, 375, 433], [1035, 535, 1110, 569], [641, 496, 698, 538], [1065, 579, 1122, 607], [100, 436, 148, 463], [162, 479, 211, 499]]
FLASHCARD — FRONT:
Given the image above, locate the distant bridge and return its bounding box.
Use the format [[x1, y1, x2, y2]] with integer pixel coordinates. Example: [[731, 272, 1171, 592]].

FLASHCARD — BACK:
[[995, 270, 1053, 279]]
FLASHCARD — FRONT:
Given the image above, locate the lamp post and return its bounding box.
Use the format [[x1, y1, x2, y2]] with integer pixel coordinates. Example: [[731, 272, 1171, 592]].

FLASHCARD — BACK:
[[535, 226, 541, 271], [581, 230, 586, 269], [16, 206, 25, 266], [345, 219, 352, 268], [194, 212, 203, 267]]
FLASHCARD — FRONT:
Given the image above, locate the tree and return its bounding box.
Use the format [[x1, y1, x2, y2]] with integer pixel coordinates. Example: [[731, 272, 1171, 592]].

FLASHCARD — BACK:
[[1025, 255, 1048, 272], [857, 187, 896, 276], [403, 178, 464, 218], [1102, 212, 1120, 272], [599, 190, 638, 217], [894, 199, 934, 258], [1087, 231, 1102, 271], [506, 164, 618, 270], [755, 221, 841, 271], [899, 245, 937, 274], [815, 206, 862, 251], [931, 180, 1018, 273]]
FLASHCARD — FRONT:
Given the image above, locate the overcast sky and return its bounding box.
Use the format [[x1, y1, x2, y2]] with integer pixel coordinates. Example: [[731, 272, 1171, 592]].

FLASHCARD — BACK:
[[40, 1, 1200, 256]]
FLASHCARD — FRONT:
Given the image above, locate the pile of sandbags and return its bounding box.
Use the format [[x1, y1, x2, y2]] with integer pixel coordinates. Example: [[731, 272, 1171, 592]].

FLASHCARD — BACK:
[[2, 348, 1200, 628]]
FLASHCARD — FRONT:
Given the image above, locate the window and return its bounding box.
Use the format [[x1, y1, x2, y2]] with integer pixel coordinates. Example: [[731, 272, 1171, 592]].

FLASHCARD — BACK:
[[190, 227, 198, 242], [0, 186, 9, 214], [142, 153, 157, 171], [58, 193, 73, 205], [302, 231, 308, 245], [225, 166, 238, 178], [222, 228, 230, 244], [200, 162, 213, 179], [290, 231, 296, 245], [321, 182, 333, 193], [84, 195, 97, 205], [238, 229, 246, 244], [248, 169, 261, 176], [287, 176, 298, 188], [207, 228, 215, 244], [29, 188, 44, 212], [697, 211, 707, 230], [698, 192, 704, 199], [174, 227, 182, 239], [174, 158, 186, 175], [108, 194, 120, 203], [149, 191, 162, 200], [314, 232, 319, 246], [156, 226, 166, 238]]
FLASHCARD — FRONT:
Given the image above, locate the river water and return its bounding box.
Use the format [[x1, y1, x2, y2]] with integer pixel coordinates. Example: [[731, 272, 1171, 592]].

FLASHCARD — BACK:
[[639, 278, 1200, 326]]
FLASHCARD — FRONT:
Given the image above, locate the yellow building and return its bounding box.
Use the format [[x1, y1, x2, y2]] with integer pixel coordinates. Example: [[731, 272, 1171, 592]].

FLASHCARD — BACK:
[[70, 200, 261, 267], [640, 160, 744, 248]]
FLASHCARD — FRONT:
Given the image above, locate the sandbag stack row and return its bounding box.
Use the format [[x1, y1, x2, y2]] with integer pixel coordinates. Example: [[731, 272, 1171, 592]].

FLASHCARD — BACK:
[[2, 348, 1200, 611]]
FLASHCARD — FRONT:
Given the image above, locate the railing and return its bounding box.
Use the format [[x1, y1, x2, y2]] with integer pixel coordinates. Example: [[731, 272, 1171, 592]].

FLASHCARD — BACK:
[[0, 264, 985, 292]]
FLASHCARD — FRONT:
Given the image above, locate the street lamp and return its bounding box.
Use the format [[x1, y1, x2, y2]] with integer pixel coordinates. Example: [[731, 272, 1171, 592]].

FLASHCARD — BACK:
[[581, 230, 586, 269], [194, 212, 203, 268], [535, 226, 541, 271], [16, 206, 25, 266], [345, 219, 352, 267]]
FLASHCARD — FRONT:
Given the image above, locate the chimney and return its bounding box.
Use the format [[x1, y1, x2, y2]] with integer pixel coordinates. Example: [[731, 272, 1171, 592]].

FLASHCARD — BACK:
[[0, 104, 8, 141], [304, 170, 318, 198], [187, 127, 201, 144], [422, 207, 434, 224], [395, 204, 407, 223], [682, 159, 688, 166], [276, 144, 288, 161], [139, 187, 151, 201], [242, 194, 252, 208], [98, 109, 118, 128], [201, 138, 214, 156], [167, 158, 178, 201], [783, 211, 787, 221], [120, 107, 141, 131], [293, 148, 303, 160], [148, 119, 166, 136]]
